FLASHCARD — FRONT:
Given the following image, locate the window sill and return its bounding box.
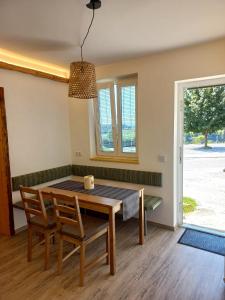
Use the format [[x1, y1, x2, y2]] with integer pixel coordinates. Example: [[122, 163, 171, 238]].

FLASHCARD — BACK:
[[90, 156, 139, 164]]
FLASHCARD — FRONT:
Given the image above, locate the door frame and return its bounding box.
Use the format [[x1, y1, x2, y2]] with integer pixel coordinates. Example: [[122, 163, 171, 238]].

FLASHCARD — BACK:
[[0, 87, 14, 236], [174, 74, 225, 227]]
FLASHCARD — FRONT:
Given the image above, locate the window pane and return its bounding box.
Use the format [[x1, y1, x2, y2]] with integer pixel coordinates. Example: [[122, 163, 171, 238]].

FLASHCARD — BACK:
[[121, 85, 136, 153], [98, 88, 114, 152]]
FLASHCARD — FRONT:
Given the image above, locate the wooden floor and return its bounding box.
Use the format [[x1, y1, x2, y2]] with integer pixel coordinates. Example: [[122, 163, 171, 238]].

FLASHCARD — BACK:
[[0, 219, 224, 300]]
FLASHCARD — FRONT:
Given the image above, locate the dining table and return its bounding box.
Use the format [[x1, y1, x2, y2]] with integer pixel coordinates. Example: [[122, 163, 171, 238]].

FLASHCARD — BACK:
[[41, 176, 145, 275]]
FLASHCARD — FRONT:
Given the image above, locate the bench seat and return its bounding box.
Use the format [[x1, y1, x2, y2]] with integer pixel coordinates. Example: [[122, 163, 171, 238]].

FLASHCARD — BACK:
[[144, 196, 162, 211], [144, 195, 162, 235]]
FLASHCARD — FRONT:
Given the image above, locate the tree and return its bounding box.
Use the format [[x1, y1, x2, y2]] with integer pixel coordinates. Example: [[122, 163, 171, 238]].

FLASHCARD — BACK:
[[184, 86, 225, 148]]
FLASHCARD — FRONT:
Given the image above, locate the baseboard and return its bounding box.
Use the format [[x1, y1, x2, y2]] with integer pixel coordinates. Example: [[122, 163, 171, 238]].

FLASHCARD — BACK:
[[147, 220, 176, 231], [15, 224, 27, 234]]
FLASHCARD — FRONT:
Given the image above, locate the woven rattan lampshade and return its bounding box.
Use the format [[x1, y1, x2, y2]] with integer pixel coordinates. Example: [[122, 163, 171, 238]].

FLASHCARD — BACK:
[[68, 61, 97, 99]]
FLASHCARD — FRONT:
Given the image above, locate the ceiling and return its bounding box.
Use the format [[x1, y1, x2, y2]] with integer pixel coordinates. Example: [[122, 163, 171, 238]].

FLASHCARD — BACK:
[[0, 0, 225, 68]]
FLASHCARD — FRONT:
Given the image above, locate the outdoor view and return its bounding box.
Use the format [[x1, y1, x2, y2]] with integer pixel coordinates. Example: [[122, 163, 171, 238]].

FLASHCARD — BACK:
[[183, 85, 225, 232], [121, 85, 136, 153], [98, 84, 136, 153], [98, 87, 115, 152]]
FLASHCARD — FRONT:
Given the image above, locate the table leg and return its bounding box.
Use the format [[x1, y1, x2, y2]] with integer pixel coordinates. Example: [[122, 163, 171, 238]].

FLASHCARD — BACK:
[[139, 190, 144, 245], [109, 208, 116, 275]]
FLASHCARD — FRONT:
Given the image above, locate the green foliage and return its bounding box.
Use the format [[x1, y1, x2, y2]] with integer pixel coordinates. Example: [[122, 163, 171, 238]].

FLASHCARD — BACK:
[[183, 197, 197, 214], [101, 129, 135, 150], [192, 135, 205, 144], [184, 86, 225, 147], [122, 130, 135, 141], [207, 140, 213, 144]]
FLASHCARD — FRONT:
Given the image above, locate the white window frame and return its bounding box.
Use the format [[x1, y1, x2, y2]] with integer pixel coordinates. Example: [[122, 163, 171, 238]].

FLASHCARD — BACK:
[[94, 82, 116, 155], [94, 77, 138, 158]]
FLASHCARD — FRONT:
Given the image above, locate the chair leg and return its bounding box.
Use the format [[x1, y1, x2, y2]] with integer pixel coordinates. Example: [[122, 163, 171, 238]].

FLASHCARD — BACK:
[[106, 228, 110, 265], [44, 232, 50, 270], [79, 243, 85, 286], [27, 227, 32, 262], [37, 232, 43, 242], [57, 237, 63, 275], [144, 209, 147, 236], [52, 234, 55, 245]]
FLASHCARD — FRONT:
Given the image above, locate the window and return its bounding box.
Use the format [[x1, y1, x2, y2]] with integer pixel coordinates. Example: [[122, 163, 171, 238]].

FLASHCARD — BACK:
[[94, 77, 137, 158]]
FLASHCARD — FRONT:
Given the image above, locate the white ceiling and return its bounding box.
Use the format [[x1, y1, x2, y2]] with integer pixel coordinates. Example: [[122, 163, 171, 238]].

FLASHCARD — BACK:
[[0, 0, 225, 68]]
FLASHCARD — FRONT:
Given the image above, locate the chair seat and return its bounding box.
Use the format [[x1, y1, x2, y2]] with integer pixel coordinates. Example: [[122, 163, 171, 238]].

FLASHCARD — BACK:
[[60, 215, 108, 241], [29, 215, 56, 229], [144, 196, 162, 211], [46, 207, 55, 216]]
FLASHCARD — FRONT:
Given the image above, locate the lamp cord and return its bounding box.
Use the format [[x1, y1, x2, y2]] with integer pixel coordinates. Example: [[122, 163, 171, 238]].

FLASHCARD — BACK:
[[81, 8, 95, 63]]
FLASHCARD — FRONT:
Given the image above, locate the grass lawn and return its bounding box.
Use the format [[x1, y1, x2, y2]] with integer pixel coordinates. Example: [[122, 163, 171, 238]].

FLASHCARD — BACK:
[[183, 197, 197, 214]]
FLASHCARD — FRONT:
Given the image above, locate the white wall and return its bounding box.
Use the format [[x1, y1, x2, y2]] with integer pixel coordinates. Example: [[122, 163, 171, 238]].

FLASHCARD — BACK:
[[0, 69, 72, 176], [69, 38, 225, 228], [0, 69, 72, 230]]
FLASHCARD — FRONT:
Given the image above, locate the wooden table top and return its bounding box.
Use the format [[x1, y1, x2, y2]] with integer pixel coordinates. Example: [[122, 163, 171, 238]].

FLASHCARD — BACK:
[[14, 177, 144, 214], [41, 176, 144, 212], [41, 186, 122, 210], [69, 176, 144, 192]]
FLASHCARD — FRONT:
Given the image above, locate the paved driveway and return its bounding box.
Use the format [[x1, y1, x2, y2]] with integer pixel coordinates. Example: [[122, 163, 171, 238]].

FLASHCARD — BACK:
[[183, 144, 225, 232]]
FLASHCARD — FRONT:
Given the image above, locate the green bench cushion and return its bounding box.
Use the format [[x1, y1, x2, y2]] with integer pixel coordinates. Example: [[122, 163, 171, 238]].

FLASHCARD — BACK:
[[144, 195, 162, 211], [12, 165, 72, 191], [72, 165, 162, 187], [12, 165, 162, 191]]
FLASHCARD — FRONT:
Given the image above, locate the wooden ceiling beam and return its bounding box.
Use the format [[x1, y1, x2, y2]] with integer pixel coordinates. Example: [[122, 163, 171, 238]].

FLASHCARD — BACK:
[[0, 61, 69, 84]]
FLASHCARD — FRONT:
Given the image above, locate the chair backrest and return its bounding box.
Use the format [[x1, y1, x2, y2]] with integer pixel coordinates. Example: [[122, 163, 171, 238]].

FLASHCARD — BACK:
[[20, 186, 48, 225], [50, 192, 84, 239]]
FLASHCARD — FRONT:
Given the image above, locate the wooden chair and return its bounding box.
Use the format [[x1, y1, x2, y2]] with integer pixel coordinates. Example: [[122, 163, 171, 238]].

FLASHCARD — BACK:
[[50, 192, 110, 286], [19, 186, 57, 270]]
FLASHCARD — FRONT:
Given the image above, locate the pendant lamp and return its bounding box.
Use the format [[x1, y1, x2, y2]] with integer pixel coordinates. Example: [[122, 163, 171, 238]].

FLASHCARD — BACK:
[[68, 0, 101, 99]]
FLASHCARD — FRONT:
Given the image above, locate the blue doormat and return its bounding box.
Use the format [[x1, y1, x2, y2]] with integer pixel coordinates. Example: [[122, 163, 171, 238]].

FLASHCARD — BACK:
[[178, 229, 225, 256]]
